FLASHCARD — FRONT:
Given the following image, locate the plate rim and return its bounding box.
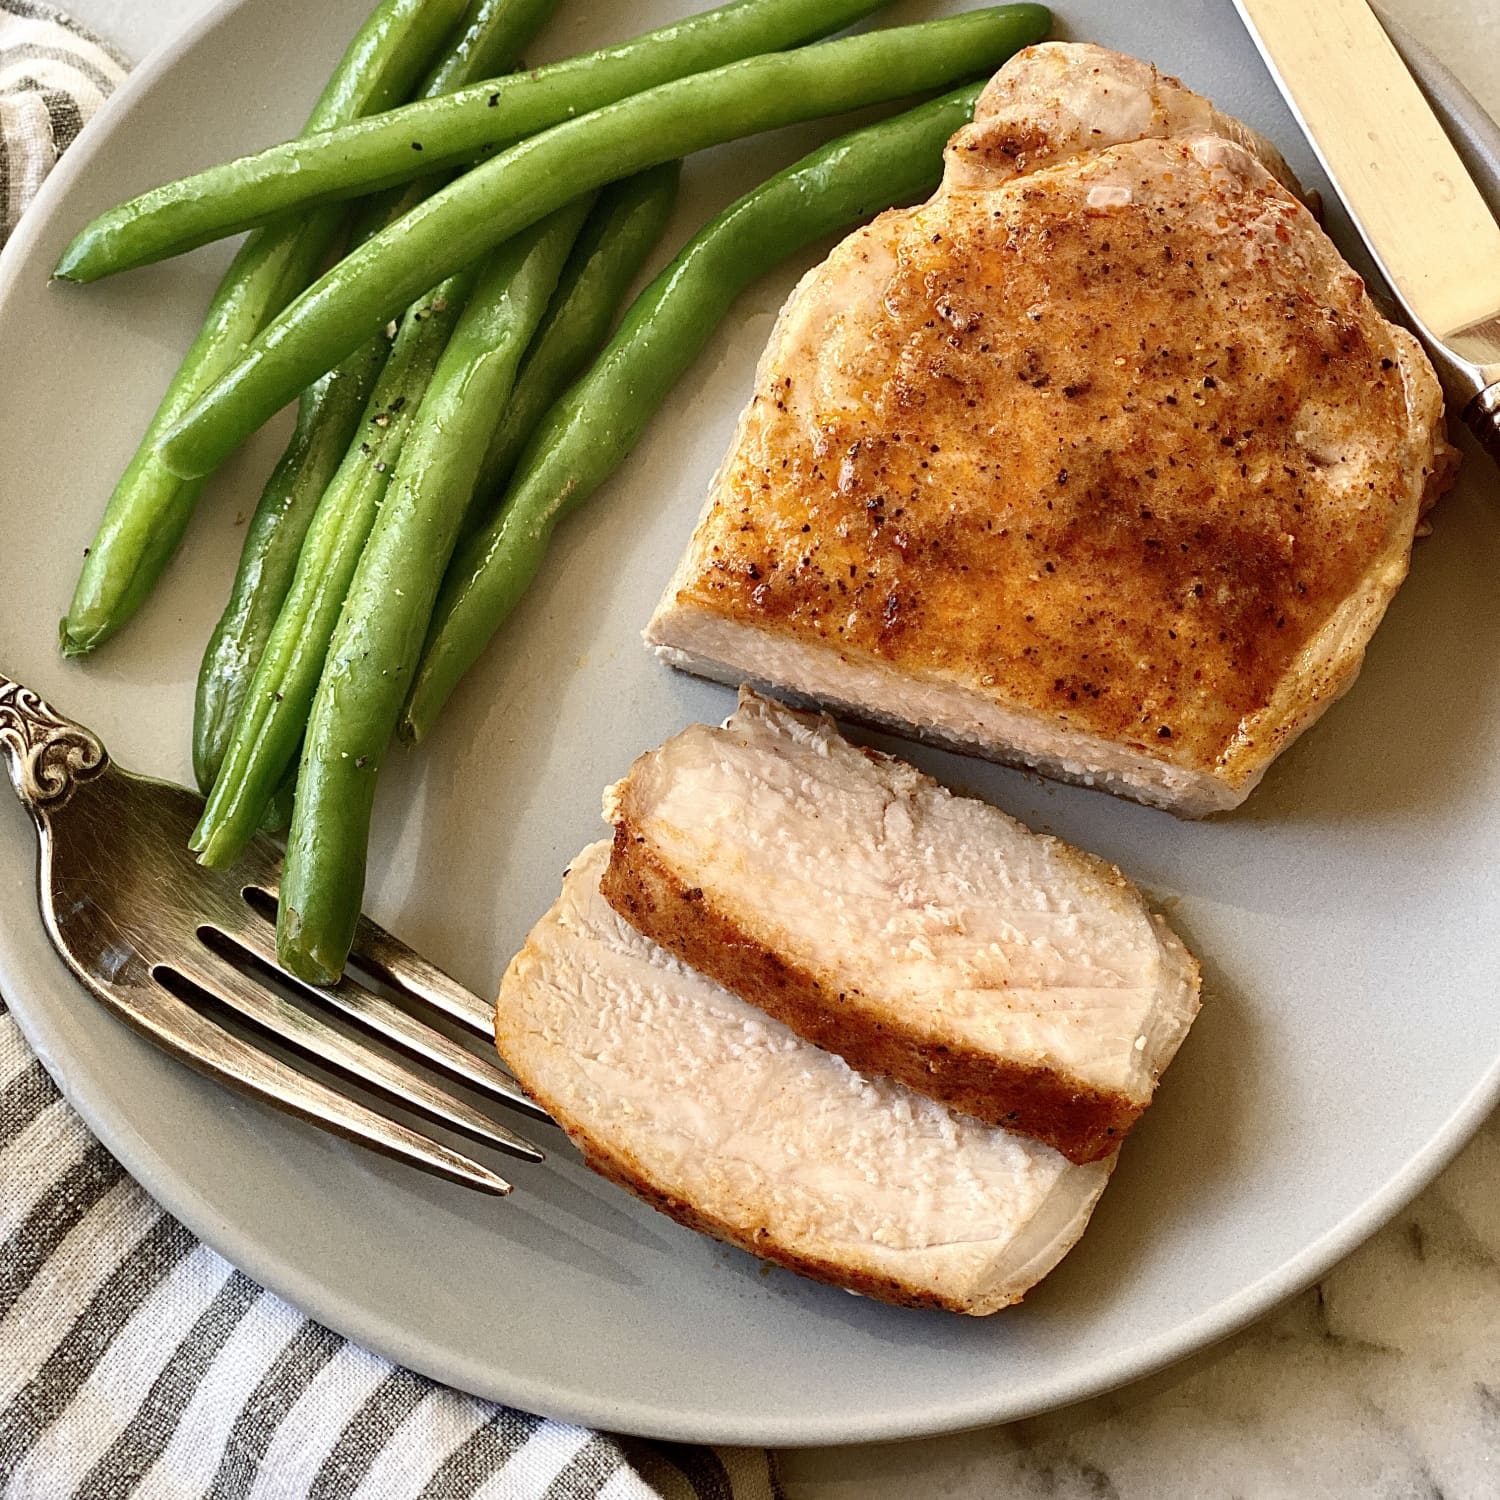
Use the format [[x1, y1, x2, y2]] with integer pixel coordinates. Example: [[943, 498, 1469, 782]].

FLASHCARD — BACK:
[[1, 0, 1498, 1447]]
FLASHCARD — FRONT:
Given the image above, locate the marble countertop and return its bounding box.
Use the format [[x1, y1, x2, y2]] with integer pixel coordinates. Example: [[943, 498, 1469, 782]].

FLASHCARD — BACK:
[[58, 2, 1500, 1495]]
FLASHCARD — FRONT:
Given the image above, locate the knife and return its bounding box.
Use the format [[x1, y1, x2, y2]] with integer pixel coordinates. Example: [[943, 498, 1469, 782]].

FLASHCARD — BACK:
[[1232, 0, 1500, 463]]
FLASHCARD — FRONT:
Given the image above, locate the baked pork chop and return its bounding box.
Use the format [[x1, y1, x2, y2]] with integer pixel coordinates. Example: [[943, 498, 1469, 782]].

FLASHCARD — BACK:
[[602, 691, 1199, 1164], [497, 841, 1114, 1314], [646, 43, 1456, 816]]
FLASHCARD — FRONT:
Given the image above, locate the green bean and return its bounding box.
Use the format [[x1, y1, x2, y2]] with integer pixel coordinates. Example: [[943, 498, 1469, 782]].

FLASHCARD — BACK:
[[57, 0, 471, 659], [474, 163, 681, 506], [192, 353, 381, 793], [191, 0, 561, 793], [156, 6, 1050, 482], [261, 773, 297, 836], [290, 0, 469, 130], [277, 200, 595, 983], [54, 0, 887, 283], [191, 276, 475, 869], [423, 0, 559, 97], [402, 81, 995, 741]]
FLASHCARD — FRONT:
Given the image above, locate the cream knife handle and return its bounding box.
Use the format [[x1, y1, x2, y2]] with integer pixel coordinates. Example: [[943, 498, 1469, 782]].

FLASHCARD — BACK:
[[1466, 384, 1500, 466]]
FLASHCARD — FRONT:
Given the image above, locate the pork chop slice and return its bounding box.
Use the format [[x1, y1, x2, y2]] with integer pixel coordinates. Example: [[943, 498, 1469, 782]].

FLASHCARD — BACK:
[[497, 840, 1114, 1315], [645, 43, 1457, 816], [602, 690, 1199, 1164]]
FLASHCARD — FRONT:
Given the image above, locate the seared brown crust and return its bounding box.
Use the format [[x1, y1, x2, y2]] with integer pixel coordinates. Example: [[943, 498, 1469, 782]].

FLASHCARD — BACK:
[[664, 134, 1453, 789], [601, 820, 1141, 1166], [495, 1019, 1008, 1315]]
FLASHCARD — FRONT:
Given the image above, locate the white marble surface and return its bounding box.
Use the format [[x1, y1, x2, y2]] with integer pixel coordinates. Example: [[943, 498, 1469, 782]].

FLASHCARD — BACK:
[[53, 2, 1500, 1496]]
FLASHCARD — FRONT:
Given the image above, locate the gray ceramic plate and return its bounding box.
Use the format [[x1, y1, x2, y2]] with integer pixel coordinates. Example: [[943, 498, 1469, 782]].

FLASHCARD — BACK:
[[1, 0, 1497, 1447]]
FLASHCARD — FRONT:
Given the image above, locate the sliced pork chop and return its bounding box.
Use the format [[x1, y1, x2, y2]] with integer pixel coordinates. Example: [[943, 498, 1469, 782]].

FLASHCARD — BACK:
[[497, 841, 1114, 1315], [602, 691, 1199, 1164], [646, 43, 1457, 816]]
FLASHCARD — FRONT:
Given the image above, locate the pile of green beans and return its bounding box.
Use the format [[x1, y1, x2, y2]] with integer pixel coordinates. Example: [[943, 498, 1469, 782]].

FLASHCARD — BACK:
[[156, 7, 1049, 480], [192, 0, 564, 796], [402, 79, 993, 742]]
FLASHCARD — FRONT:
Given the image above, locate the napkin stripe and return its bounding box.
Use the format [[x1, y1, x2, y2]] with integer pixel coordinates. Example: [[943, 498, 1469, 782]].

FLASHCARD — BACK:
[[0, 0, 125, 245], [0, 0, 127, 69], [71, 1271, 263, 1500], [207, 1320, 347, 1497], [131, 1289, 314, 1500], [0, 1213, 196, 1473], [0, 93, 15, 236], [0, 1139, 121, 1318], [248, 1345, 398, 1500], [341, 1395, 490, 1500], [659, 1447, 735, 1500], [0, 1058, 53, 1150], [543, 1434, 625, 1498], [40, 84, 80, 149], [0, 44, 117, 95], [0, 0, 127, 56], [1, 1092, 95, 1234], [417, 1408, 545, 1498], [308, 1367, 428, 1500], [8, 1244, 239, 1497], [515, 1417, 587, 1493], [0, 1176, 160, 1415], [0, 1018, 33, 1090]]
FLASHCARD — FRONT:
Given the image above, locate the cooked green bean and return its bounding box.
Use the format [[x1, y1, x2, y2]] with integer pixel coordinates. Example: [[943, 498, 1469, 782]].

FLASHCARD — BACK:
[[191, 276, 475, 869], [475, 162, 681, 505], [54, 0, 886, 283], [157, 6, 1051, 482], [277, 199, 595, 983], [57, 0, 471, 658], [261, 773, 297, 836], [192, 353, 382, 794], [424, 0, 559, 96], [402, 80, 998, 741], [191, 0, 561, 793]]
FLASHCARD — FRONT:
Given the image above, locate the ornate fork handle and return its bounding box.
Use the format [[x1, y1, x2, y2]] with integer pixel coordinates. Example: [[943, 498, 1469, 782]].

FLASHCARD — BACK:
[[0, 672, 108, 810]]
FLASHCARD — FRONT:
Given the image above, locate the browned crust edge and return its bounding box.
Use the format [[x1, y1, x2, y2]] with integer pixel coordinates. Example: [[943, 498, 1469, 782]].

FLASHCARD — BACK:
[[493, 1024, 1009, 1316], [601, 822, 1143, 1166]]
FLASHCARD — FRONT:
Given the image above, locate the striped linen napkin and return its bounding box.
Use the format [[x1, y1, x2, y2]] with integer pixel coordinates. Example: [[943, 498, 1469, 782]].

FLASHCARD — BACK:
[[0, 0, 125, 241], [0, 7, 780, 1497]]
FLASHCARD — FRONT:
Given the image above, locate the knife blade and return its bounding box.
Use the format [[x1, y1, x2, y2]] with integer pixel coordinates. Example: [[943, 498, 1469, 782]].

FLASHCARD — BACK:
[[1232, 0, 1500, 461]]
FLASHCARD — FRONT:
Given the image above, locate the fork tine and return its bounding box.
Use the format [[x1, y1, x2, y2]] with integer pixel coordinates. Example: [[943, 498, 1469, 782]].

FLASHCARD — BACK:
[[204, 920, 550, 1124], [99, 975, 512, 1195], [244, 884, 493, 1039], [162, 951, 544, 1163], [350, 912, 496, 1039]]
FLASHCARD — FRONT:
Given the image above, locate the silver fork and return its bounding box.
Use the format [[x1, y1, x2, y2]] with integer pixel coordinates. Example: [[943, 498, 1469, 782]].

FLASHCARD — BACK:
[[0, 671, 547, 1195]]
